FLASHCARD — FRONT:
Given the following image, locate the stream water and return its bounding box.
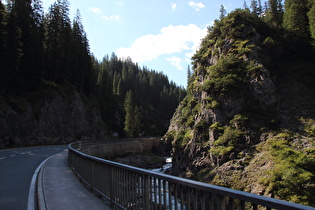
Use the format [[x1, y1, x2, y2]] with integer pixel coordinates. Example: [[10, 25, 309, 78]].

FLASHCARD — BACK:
[[149, 157, 186, 209], [150, 157, 172, 173]]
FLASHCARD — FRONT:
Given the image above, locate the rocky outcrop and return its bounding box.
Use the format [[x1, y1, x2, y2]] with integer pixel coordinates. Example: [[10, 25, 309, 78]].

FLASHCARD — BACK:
[[163, 9, 315, 206], [0, 87, 107, 148]]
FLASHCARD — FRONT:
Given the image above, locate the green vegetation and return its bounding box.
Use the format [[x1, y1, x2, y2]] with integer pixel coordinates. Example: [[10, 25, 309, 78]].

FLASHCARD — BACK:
[[301, 118, 315, 136], [202, 55, 247, 94], [258, 132, 315, 206], [283, 0, 310, 40], [97, 54, 186, 137], [210, 115, 247, 157], [164, 0, 315, 207], [309, 0, 315, 39], [0, 0, 186, 138], [123, 91, 141, 137]]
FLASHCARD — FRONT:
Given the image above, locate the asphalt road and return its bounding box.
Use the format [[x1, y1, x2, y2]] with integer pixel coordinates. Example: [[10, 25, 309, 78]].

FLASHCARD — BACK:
[[0, 145, 67, 210]]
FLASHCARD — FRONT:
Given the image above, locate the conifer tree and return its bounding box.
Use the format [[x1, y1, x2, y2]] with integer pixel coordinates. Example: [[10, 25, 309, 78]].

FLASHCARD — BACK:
[[15, 0, 44, 89], [117, 78, 122, 97], [124, 90, 137, 137], [0, 0, 44, 91], [251, 0, 259, 14], [133, 105, 141, 136], [265, 0, 283, 28], [0, 0, 8, 90], [5, 0, 21, 90], [112, 71, 118, 95], [72, 9, 92, 95], [220, 4, 226, 19], [308, 0, 315, 39], [44, 0, 72, 83], [283, 0, 310, 40], [44, 2, 62, 82], [187, 65, 191, 87], [243, 1, 249, 10], [257, 0, 263, 15]]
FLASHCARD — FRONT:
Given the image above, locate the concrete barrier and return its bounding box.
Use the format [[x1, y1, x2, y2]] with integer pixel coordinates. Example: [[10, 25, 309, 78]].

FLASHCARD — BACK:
[[77, 138, 161, 159]]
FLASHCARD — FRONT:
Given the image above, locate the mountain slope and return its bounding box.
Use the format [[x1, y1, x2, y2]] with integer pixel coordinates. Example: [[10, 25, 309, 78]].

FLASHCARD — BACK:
[[163, 9, 315, 206], [0, 84, 107, 148]]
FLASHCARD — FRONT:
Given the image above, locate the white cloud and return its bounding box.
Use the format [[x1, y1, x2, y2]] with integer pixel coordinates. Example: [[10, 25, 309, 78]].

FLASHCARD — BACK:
[[188, 1, 205, 12], [116, 24, 207, 63], [115, 1, 124, 6], [102, 15, 121, 21], [90, 7, 101, 14], [185, 52, 194, 62], [167, 57, 183, 70], [171, 2, 177, 10]]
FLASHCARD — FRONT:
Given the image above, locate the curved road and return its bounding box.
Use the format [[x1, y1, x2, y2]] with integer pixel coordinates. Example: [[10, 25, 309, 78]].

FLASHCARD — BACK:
[[0, 145, 67, 210]]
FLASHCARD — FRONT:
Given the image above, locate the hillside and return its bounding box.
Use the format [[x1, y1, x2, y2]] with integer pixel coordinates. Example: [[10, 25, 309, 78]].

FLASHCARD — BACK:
[[0, 84, 107, 148], [0, 0, 185, 147], [163, 7, 315, 207]]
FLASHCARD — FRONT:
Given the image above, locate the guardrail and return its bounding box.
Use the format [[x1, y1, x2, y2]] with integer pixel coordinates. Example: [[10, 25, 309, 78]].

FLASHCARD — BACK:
[[68, 141, 314, 210]]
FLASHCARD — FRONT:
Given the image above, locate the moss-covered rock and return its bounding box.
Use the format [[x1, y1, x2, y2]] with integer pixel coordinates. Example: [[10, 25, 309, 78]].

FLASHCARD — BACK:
[[163, 8, 315, 207]]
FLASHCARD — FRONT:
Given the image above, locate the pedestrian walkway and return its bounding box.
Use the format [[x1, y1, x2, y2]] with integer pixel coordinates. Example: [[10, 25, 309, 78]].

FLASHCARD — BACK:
[[37, 150, 112, 210]]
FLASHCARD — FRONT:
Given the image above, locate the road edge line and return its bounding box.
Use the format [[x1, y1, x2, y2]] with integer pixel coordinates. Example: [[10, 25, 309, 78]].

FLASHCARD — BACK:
[[27, 154, 54, 210]]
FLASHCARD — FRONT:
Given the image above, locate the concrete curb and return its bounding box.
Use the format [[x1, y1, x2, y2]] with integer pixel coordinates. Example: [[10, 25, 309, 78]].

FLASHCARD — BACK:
[[27, 154, 54, 210], [37, 158, 49, 210]]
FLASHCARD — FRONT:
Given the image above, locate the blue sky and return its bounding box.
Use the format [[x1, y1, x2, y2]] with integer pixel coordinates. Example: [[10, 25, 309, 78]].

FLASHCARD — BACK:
[[42, 0, 254, 87]]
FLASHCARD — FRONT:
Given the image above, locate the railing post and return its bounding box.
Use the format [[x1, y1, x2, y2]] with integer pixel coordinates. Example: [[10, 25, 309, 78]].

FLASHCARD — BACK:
[[144, 175, 150, 209], [91, 161, 94, 190], [110, 166, 115, 208], [163, 180, 167, 210], [168, 182, 173, 209]]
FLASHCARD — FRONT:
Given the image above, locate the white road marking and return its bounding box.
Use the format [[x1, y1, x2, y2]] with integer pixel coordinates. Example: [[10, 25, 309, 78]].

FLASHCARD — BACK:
[[0, 157, 6, 160], [10, 154, 16, 157], [27, 155, 54, 210]]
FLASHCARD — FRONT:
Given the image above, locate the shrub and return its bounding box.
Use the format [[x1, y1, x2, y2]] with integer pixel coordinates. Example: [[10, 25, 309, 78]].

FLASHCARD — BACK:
[[301, 118, 315, 136], [203, 55, 247, 94], [210, 126, 243, 157], [260, 132, 315, 206]]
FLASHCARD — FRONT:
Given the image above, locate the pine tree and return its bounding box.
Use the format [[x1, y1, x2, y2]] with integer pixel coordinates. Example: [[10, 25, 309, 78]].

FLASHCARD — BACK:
[[251, 0, 258, 14], [117, 78, 122, 97], [0, 1, 6, 52], [243, 1, 249, 10], [257, 0, 263, 15], [220, 4, 226, 19], [72, 9, 92, 95], [44, 2, 61, 82], [124, 90, 135, 137], [44, 0, 72, 84], [283, 0, 310, 39], [187, 65, 192, 87], [133, 105, 141, 136], [112, 71, 118, 95], [0, 0, 8, 91], [5, 0, 21, 91], [265, 0, 283, 28], [15, 0, 44, 89], [309, 0, 315, 39]]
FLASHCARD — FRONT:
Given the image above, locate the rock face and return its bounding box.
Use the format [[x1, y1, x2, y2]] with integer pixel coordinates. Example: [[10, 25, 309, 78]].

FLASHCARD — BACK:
[[163, 9, 315, 206], [0, 87, 107, 148]]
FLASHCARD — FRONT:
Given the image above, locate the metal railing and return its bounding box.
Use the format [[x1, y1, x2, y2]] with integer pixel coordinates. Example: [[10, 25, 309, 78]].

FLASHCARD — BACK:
[[68, 142, 314, 210]]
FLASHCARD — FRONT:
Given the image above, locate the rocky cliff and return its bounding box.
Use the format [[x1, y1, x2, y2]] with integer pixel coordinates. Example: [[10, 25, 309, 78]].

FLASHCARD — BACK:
[[0, 85, 108, 148], [163, 9, 315, 206]]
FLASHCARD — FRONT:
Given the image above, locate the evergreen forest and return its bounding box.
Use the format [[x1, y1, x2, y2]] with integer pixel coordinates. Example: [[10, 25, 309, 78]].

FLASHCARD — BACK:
[[0, 0, 186, 138]]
